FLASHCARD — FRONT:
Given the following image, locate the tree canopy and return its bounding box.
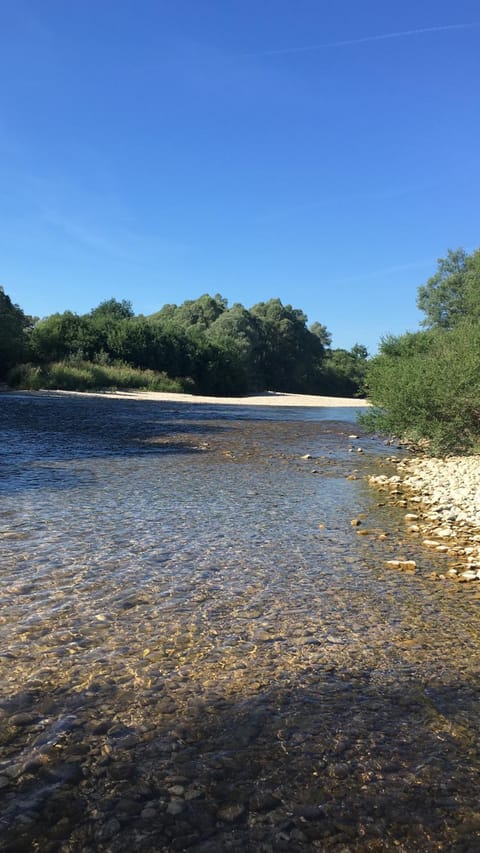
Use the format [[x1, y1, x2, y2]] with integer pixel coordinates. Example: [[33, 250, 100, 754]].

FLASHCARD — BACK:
[[1, 287, 368, 398], [0, 287, 31, 378], [417, 247, 480, 330], [363, 245, 480, 453]]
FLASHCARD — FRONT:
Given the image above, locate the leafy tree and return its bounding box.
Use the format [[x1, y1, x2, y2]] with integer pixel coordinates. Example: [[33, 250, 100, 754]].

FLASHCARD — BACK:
[[206, 304, 264, 392], [362, 246, 480, 451], [150, 303, 178, 323], [417, 248, 470, 329], [310, 321, 332, 348], [6, 284, 358, 398], [464, 248, 480, 319], [250, 299, 325, 391], [152, 294, 227, 331], [0, 286, 31, 378], [30, 311, 89, 363], [89, 298, 134, 321], [322, 344, 369, 397]]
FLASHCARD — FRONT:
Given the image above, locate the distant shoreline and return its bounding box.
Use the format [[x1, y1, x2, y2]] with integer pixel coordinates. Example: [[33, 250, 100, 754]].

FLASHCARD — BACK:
[[12, 389, 370, 408]]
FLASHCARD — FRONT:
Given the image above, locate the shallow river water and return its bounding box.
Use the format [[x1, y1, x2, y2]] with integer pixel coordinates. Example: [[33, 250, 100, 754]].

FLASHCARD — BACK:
[[2, 393, 480, 852]]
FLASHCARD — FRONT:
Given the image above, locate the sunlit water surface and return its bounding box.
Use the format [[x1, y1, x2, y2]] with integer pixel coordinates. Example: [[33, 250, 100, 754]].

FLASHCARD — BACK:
[[1, 393, 480, 851]]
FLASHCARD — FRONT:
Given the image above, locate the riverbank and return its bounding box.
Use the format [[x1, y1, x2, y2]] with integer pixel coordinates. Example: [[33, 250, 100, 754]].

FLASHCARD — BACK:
[[369, 455, 480, 578], [8, 388, 370, 407]]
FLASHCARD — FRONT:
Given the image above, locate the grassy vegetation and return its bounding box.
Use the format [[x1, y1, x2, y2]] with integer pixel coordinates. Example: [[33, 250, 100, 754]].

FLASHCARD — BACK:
[[7, 360, 189, 394]]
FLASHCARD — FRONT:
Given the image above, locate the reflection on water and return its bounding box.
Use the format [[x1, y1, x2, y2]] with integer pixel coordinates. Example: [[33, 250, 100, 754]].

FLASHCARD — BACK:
[[1, 393, 480, 851]]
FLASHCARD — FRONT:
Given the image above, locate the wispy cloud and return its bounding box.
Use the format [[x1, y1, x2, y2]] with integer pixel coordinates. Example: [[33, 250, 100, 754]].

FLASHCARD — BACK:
[[41, 208, 128, 257], [248, 22, 480, 58], [8, 173, 186, 262], [40, 205, 189, 263]]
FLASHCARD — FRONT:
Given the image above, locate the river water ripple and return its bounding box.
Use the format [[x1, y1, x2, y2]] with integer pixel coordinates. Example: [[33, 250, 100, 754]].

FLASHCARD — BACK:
[[1, 393, 480, 851]]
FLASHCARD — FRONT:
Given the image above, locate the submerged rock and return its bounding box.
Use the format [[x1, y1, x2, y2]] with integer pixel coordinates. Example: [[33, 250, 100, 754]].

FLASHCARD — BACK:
[[385, 560, 417, 572]]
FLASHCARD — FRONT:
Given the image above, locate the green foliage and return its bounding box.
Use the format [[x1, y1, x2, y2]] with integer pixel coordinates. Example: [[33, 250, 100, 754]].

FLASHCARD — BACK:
[[89, 298, 134, 320], [416, 248, 478, 329], [151, 294, 226, 331], [7, 361, 187, 393], [362, 246, 480, 453], [321, 344, 369, 398], [206, 304, 265, 393], [250, 299, 325, 392], [3, 287, 368, 398], [0, 286, 31, 378], [465, 248, 480, 319], [309, 321, 332, 348], [363, 323, 480, 453]]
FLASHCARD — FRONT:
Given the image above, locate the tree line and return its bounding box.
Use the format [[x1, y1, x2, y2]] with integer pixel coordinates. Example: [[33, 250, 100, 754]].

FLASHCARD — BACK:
[[363, 247, 480, 453], [0, 288, 368, 397]]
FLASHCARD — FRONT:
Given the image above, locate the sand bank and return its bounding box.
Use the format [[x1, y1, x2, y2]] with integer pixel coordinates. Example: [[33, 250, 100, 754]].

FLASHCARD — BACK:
[[44, 389, 369, 407]]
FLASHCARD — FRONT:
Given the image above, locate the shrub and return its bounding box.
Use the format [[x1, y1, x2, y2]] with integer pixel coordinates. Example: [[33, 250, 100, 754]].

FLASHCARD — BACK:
[[361, 323, 480, 453], [6, 361, 188, 394]]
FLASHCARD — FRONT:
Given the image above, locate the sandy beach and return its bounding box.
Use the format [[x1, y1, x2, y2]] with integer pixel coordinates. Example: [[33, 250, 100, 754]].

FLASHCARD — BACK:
[[45, 389, 370, 407]]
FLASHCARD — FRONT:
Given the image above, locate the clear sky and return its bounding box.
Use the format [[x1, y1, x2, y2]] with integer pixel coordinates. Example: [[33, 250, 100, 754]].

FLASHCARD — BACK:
[[1, 1, 479, 353]]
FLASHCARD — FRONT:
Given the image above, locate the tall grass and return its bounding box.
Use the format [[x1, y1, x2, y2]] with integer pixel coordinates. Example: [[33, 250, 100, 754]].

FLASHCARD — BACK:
[[7, 361, 190, 393]]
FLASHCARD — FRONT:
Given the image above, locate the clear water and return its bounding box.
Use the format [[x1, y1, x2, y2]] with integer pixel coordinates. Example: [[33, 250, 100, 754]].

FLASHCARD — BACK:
[[1, 393, 480, 851]]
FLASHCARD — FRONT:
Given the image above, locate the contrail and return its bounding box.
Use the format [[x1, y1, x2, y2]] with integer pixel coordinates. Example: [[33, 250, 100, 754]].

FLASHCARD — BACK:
[[249, 22, 480, 57]]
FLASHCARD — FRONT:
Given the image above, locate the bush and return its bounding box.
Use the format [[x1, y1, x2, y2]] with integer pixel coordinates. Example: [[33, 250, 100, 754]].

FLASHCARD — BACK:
[[6, 361, 189, 394], [361, 323, 480, 453], [7, 363, 44, 390]]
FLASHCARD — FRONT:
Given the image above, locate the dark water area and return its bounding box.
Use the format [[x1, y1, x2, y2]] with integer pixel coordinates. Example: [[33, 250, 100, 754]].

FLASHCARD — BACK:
[[1, 392, 480, 851]]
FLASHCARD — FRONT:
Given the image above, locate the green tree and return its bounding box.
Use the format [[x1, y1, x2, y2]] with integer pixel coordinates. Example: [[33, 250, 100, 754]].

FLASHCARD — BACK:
[[30, 311, 89, 363], [464, 248, 480, 319], [206, 304, 264, 392], [151, 294, 227, 331], [321, 344, 369, 397], [0, 287, 31, 378], [310, 321, 332, 348], [417, 248, 470, 329], [250, 299, 325, 391], [89, 298, 134, 321]]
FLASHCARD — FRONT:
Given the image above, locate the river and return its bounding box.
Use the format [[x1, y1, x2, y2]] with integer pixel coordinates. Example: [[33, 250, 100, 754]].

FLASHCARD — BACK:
[[1, 392, 480, 851]]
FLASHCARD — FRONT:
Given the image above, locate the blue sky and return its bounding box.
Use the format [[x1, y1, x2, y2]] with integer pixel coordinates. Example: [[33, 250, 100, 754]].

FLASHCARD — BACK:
[[1, 0, 479, 353]]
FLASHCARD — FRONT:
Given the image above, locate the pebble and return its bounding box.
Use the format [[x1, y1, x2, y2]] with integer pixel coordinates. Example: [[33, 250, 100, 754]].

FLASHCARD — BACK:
[[10, 713, 38, 727], [98, 818, 121, 840], [385, 559, 417, 572], [167, 800, 186, 815], [141, 806, 157, 819], [217, 803, 245, 822], [460, 571, 478, 582]]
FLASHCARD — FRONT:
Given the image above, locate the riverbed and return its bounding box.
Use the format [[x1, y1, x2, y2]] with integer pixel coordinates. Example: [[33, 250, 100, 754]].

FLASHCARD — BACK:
[[1, 392, 480, 851]]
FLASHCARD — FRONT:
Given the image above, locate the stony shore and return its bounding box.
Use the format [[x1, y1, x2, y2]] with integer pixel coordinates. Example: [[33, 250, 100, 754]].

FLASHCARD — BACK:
[[369, 454, 480, 581]]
